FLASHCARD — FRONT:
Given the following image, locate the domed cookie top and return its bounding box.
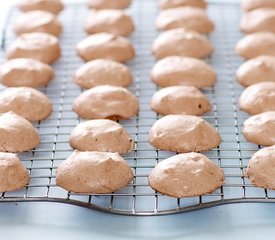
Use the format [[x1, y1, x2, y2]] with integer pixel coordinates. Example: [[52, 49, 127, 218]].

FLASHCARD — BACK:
[[148, 153, 224, 198], [73, 85, 139, 120], [151, 56, 216, 88], [56, 150, 134, 194], [152, 29, 213, 60], [243, 111, 275, 146], [0, 152, 30, 192], [74, 59, 132, 89], [158, 0, 207, 9], [235, 32, 275, 59], [69, 119, 134, 154], [0, 111, 40, 152], [85, 10, 135, 36], [6, 32, 61, 64], [239, 82, 275, 115], [13, 10, 62, 36], [77, 33, 135, 63], [237, 55, 275, 87], [240, 8, 275, 34], [17, 0, 64, 15], [149, 115, 221, 153], [87, 0, 131, 9], [156, 7, 214, 33], [0, 87, 52, 121], [0, 58, 54, 88], [245, 146, 275, 190], [241, 0, 275, 11], [151, 86, 211, 116]]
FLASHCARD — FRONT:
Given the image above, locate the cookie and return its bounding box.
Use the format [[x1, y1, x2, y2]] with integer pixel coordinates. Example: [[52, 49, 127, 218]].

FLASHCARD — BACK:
[[236, 55, 275, 87], [239, 82, 275, 115], [56, 150, 133, 194], [0, 58, 54, 88], [148, 153, 224, 198], [6, 32, 61, 64], [17, 0, 64, 15], [87, 0, 131, 9], [151, 86, 211, 116], [73, 85, 139, 120], [158, 0, 207, 9], [0, 152, 30, 192], [74, 59, 132, 89], [156, 7, 214, 33], [149, 115, 221, 153], [240, 8, 275, 34], [241, 0, 275, 11], [69, 119, 134, 154], [245, 146, 275, 190], [0, 111, 40, 152], [152, 29, 213, 60], [0, 87, 52, 121], [243, 111, 275, 146], [150, 56, 216, 88], [13, 10, 62, 37], [236, 32, 275, 59], [85, 10, 135, 36], [77, 33, 135, 63]]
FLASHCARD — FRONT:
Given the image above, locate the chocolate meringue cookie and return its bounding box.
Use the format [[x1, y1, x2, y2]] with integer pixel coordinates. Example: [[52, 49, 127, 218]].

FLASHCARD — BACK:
[[0, 112, 40, 152], [73, 85, 139, 120], [245, 145, 275, 190], [243, 111, 275, 146], [17, 0, 64, 15], [158, 0, 207, 9], [152, 29, 213, 60], [74, 59, 132, 89], [6, 32, 61, 64], [77, 33, 135, 63], [236, 32, 275, 59], [0, 87, 52, 121], [239, 82, 275, 115], [237, 55, 275, 87], [156, 7, 214, 33], [0, 58, 54, 87], [148, 153, 224, 198], [87, 0, 131, 10], [241, 0, 275, 12], [56, 150, 134, 194], [149, 115, 221, 153], [69, 119, 134, 154], [0, 152, 30, 192], [85, 9, 135, 36], [13, 10, 62, 36], [151, 86, 212, 116], [240, 8, 275, 34], [151, 56, 216, 88]]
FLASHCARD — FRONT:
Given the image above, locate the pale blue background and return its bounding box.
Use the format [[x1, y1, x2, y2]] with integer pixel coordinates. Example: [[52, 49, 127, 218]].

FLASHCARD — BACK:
[[1, 202, 275, 240]]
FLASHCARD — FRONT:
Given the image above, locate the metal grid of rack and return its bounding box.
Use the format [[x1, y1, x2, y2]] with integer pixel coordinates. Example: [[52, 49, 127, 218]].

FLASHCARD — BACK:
[[0, 0, 273, 216]]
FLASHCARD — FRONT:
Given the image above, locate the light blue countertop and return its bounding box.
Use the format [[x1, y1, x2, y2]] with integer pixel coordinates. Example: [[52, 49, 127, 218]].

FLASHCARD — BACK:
[[1, 202, 275, 240]]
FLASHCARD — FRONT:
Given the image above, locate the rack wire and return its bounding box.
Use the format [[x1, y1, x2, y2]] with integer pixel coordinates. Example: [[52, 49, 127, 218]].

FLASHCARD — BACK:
[[0, 0, 273, 216]]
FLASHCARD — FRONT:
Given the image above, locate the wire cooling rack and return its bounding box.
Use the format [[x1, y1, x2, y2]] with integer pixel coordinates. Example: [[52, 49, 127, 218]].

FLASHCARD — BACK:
[[0, 0, 274, 216]]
